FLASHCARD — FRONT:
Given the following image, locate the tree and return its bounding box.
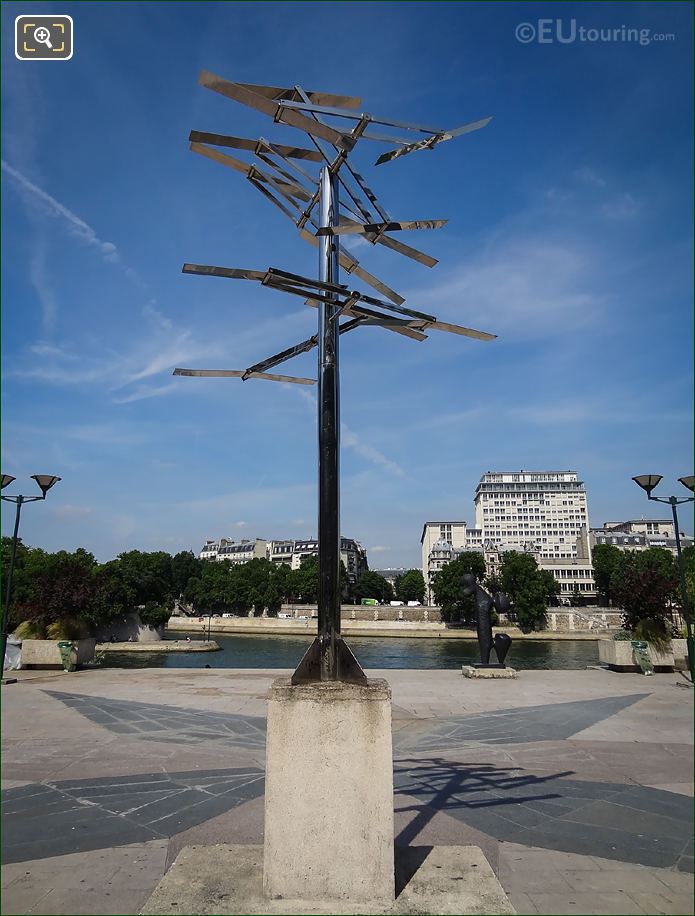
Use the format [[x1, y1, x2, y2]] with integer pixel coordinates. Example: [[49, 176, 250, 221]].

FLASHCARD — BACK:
[[499, 551, 549, 631], [431, 552, 486, 625], [294, 555, 320, 603], [569, 583, 583, 607], [610, 548, 678, 637], [592, 543, 622, 605], [539, 569, 561, 604], [483, 572, 503, 595], [171, 551, 202, 596], [353, 570, 394, 603], [682, 544, 694, 614], [395, 569, 426, 604]]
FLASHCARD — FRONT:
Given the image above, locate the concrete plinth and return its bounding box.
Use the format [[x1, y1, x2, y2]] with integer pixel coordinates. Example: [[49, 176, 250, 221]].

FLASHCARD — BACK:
[[263, 676, 394, 903], [140, 844, 515, 915], [462, 665, 518, 679]]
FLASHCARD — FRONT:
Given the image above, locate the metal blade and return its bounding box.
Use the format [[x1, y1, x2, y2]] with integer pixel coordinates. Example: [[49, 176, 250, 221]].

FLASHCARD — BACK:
[[375, 117, 492, 166], [336, 215, 438, 267], [304, 299, 427, 342], [319, 219, 447, 236], [182, 264, 266, 281], [345, 261, 405, 306], [198, 71, 354, 150], [189, 131, 323, 161], [360, 130, 415, 145], [234, 82, 361, 110], [426, 319, 497, 342], [173, 368, 315, 385], [248, 176, 301, 223], [252, 155, 314, 203], [296, 227, 405, 306], [190, 142, 308, 199], [244, 317, 365, 377], [266, 268, 435, 322], [373, 232, 438, 268], [279, 99, 446, 135]]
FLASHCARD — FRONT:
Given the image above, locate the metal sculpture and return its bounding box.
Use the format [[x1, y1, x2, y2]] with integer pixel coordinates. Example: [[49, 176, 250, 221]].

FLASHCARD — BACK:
[[461, 573, 513, 667], [174, 72, 496, 684]]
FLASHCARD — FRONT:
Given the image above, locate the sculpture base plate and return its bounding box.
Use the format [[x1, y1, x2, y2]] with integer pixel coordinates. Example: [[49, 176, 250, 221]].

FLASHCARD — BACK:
[[462, 665, 518, 679], [472, 663, 505, 669], [140, 844, 515, 915]]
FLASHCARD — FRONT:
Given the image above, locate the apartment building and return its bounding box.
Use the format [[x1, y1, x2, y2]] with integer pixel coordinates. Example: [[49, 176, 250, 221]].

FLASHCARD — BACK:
[[200, 536, 369, 586], [200, 537, 266, 563], [474, 470, 589, 559], [420, 522, 468, 604], [421, 470, 595, 603], [582, 520, 693, 558]]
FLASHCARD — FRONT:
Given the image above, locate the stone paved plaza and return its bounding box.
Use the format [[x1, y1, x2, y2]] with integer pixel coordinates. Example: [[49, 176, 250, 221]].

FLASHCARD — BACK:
[[1, 667, 693, 915]]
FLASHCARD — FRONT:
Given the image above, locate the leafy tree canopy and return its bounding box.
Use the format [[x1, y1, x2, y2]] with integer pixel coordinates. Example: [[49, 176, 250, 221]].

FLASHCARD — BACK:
[[395, 569, 426, 604], [432, 552, 486, 625]]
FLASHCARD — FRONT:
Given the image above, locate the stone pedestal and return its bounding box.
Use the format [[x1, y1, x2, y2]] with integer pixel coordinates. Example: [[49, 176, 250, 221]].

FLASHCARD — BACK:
[[462, 665, 517, 679], [263, 677, 394, 903]]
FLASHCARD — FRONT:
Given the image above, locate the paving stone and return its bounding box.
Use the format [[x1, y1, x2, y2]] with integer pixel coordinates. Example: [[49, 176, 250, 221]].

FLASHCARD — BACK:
[[526, 890, 645, 914]]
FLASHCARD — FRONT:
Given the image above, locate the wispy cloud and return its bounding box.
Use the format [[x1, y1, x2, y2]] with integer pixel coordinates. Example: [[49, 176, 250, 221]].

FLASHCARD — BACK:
[[2, 160, 121, 264], [112, 381, 182, 404], [409, 237, 603, 339], [601, 192, 640, 221], [293, 387, 406, 477], [28, 233, 58, 333], [52, 505, 92, 519]]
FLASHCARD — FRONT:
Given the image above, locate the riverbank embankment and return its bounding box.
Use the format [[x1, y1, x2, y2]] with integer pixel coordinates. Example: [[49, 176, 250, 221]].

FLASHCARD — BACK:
[[166, 618, 606, 641]]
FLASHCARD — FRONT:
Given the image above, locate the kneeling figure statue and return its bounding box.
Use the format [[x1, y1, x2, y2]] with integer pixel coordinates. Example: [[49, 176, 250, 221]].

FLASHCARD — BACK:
[[461, 573, 512, 667]]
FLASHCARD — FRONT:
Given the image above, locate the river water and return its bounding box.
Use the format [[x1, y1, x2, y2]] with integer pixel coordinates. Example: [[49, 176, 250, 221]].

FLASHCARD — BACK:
[[101, 632, 599, 671]]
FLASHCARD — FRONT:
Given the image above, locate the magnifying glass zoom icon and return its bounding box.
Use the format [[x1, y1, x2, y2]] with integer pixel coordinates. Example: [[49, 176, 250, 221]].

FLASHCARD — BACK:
[[33, 26, 53, 49]]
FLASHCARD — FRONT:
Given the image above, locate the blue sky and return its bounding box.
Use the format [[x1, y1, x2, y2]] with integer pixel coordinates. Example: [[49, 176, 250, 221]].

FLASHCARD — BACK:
[[2, 1, 693, 566]]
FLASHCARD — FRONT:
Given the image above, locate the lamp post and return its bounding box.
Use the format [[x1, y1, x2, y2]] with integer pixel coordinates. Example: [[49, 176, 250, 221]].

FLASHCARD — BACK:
[[632, 474, 694, 678], [1, 474, 61, 677]]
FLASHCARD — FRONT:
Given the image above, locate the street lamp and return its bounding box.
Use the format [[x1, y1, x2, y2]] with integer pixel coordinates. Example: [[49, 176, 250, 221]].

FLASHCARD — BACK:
[[1, 474, 61, 677], [632, 474, 694, 677]]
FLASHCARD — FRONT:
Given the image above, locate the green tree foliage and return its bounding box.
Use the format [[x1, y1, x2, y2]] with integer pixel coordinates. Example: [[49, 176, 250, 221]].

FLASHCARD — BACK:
[[353, 569, 394, 603], [395, 569, 426, 604], [682, 544, 694, 614], [592, 543, 622, 605], [499, 550, 551, 631], [171, 551, 202, 596], [431, 552, 486, 625], [569, 583, 583, 607], [610, 548, 678, 636]]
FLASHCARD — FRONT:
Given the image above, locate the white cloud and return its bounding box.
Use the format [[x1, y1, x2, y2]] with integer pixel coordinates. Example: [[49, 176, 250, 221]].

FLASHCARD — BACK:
[[28, 234, 58, 333], [112, 381, 182, 404], [574, 166, 607, 188], [601, 192, 639, 220], [2, 160, 122, 263], [370, 545, 389, 553], [52, 505, 92, 519], [407, 236, 603, 339], [235, 520, 247, 528]]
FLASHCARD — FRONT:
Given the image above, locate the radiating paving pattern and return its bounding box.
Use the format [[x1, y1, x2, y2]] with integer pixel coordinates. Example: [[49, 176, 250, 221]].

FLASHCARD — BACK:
[[393, 693, 647, 754], [44, 691, 267, 749], [394, 759, 693, 872], [2, 767, 264, 864], [21, 687, 690, 875]]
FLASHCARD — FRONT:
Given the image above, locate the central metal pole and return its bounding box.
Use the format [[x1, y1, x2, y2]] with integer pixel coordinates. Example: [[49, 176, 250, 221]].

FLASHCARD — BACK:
[[317, 166, 341, 680], [290, 171, 366, 685], [1, 497, 23, 678], [669, 496, 694, 678]]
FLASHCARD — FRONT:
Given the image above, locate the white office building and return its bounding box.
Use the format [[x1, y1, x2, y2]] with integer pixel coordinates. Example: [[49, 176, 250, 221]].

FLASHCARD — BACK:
[[474, 470, 589, 560], [421, 470, 596, 603]]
